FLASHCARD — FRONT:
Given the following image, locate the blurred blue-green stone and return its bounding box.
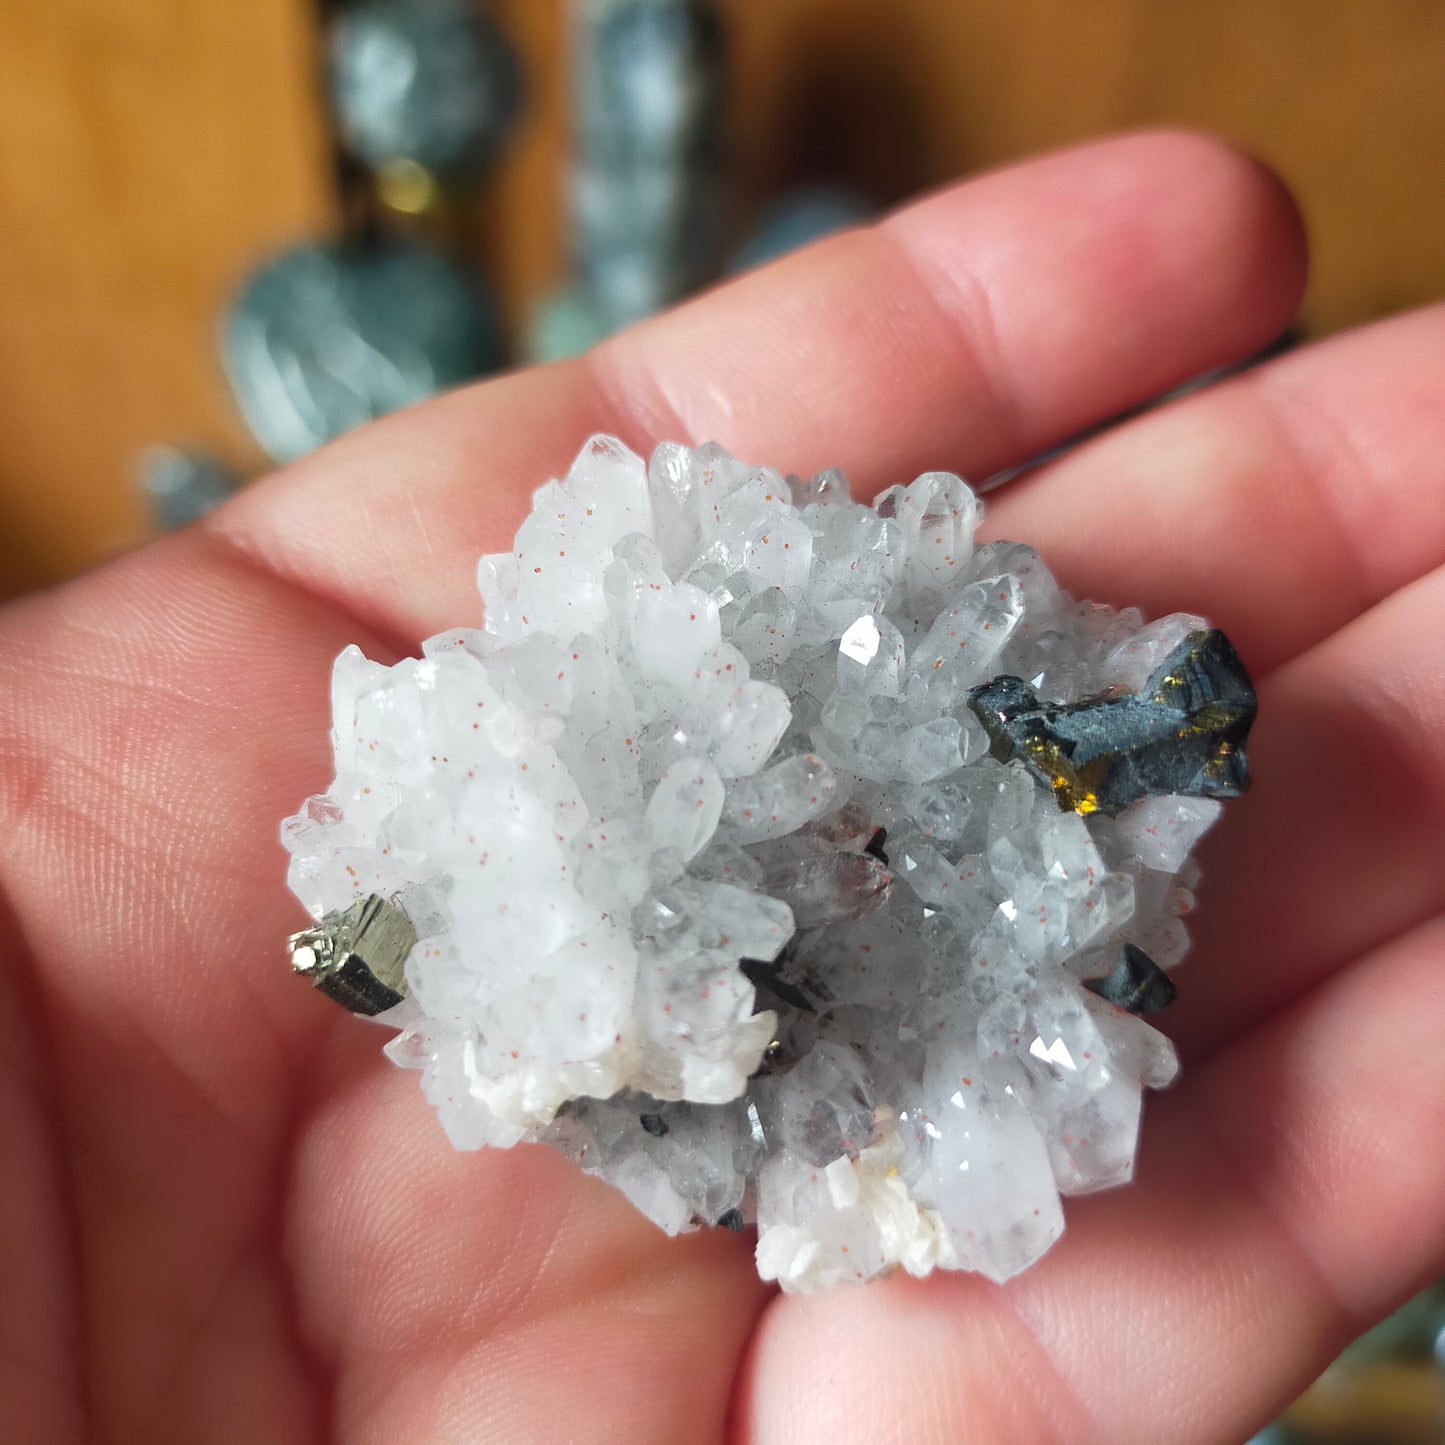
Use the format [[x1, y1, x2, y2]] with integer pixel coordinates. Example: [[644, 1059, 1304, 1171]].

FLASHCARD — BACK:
[[222, 238, 501, 463], [519, 283, 612, 366], [329, 0, 521, 175], [137, 447, 238, 531], [571, 0, 727, 328], [731, 187, 873, 273]]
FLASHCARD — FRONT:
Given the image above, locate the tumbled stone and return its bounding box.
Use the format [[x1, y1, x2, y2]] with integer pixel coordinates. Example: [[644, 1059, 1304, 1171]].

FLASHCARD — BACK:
[[224, 239, 501, 463], [328, 0, 521, 175]]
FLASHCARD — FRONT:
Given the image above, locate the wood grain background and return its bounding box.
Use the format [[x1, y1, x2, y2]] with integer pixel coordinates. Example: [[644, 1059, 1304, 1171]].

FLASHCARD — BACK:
[[1, 0, 1442, 597]]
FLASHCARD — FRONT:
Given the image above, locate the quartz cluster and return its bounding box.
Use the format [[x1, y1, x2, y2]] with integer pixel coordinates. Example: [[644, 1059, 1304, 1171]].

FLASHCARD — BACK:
[[283, 435, 1254, 1291]]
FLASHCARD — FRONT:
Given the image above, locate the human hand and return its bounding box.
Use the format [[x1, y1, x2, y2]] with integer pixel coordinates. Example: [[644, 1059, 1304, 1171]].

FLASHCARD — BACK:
[[3, 131, 1442, 1444]]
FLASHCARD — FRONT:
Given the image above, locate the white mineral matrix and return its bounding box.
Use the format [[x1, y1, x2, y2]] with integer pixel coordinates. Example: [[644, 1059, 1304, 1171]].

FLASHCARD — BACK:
[[284, 435, 1255, 1292]]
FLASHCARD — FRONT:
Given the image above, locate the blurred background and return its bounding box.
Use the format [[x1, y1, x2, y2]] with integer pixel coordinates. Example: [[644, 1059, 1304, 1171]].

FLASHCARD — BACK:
[[3, 1, 1445, 605], [0, 3, 1442, 1438]]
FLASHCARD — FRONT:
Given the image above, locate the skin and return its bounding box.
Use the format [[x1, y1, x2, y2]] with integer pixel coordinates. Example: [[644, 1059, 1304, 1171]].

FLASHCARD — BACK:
[[1, 130, 1443, 1444]]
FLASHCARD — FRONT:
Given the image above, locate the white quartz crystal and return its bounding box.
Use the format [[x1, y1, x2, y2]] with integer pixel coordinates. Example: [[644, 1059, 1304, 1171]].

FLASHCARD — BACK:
[[284, 435, 1229, 1292]]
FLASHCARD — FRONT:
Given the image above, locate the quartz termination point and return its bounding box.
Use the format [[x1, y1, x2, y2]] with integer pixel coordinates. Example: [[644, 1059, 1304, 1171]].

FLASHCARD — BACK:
[[281, 435, 1256, 1293]]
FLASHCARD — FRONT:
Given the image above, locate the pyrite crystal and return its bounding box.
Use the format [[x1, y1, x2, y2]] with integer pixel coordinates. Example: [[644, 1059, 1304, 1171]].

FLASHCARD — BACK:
[[283, 436, 1257, 1292], [289, 894, 416, 1016]]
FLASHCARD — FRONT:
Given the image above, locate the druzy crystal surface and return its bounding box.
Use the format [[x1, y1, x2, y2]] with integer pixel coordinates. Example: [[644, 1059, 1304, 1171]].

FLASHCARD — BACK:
[[283, 435, 1253, 1292]]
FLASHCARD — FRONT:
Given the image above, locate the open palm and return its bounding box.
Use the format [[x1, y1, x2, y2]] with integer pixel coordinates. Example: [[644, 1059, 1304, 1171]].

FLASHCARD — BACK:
[[4, 132, 1443, 1445]]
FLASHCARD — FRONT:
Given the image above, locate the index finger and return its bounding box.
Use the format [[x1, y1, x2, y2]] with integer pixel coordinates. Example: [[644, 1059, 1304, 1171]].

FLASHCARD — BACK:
[[210, 130, 1305, 645]]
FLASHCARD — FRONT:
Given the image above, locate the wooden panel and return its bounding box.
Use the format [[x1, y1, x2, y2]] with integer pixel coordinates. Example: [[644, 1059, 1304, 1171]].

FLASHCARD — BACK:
[[1, 0, 1444, 597], [718, 0, 1445, 336], [480, 0, 568, 336], [0, 0, 335, 595]]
